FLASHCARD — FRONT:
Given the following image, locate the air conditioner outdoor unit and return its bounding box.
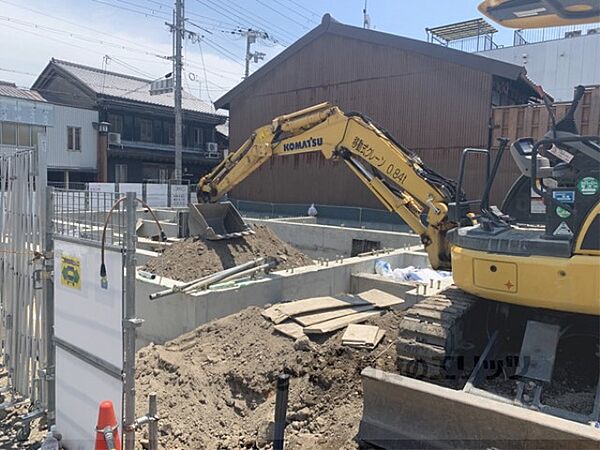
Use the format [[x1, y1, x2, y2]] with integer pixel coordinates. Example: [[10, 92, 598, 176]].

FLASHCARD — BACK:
[[206, 142, 220, 158], [108, 132, 122, 146]]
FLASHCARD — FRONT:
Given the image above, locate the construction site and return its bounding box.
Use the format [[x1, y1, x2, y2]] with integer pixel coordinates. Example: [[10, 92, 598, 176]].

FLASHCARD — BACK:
[[1, 1, 600, 450]]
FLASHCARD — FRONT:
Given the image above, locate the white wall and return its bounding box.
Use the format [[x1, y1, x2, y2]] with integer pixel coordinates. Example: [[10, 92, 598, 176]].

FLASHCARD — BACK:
[[46, 104, 98, 170], [478, 33, 600, 101]]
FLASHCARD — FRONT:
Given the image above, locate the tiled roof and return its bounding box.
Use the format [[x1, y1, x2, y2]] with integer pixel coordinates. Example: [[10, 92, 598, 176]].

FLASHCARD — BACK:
[[0, 81, 46, 102], [51, 59, 217, 115]]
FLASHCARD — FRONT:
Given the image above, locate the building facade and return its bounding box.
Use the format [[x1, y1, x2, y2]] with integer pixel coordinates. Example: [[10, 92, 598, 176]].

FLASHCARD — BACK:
[[478, 27, 600, 101], [32, 59, 227, 184], [215, 15, 540, 208], [0, 81, 52, 155], [46, 103, 98, 184]]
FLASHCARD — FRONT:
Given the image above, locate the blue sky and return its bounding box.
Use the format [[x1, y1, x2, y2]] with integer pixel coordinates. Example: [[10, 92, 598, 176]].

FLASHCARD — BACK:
[[0, 0, 514, 106]]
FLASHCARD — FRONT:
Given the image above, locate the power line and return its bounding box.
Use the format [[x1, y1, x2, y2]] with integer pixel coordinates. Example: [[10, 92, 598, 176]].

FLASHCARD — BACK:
[[269, 0, 316, 23], [252, 0, 311, 30], [90, 0, 171, 21], [195, 0, 295, 46], [279, 0, 321, 18], [0, 15, 170, 60]]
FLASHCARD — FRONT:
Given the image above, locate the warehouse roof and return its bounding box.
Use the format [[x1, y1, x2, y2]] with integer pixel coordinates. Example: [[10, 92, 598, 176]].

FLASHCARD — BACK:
[[215, 14, 538, 110], [33, 59, 220, 116], [0, 81, 46, 102]]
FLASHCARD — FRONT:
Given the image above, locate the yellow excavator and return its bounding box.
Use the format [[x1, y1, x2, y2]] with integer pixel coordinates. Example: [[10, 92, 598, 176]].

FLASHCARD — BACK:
[[190, 0, 600, 440]]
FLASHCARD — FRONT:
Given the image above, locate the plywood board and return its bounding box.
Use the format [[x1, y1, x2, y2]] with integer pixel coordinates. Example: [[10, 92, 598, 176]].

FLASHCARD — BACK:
[[293, 305, 374, 327], [355, 289, 404, 308], [344, 329, 386, 349], [274, 321, 306, 340], [262, 294, 370, 324], [342, 324, 379, 345], [304, 310, 384, 334]]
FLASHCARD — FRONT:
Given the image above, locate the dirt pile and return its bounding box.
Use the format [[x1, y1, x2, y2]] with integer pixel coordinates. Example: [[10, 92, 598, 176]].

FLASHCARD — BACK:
[[143, 225, 314, 282], [135, 306, 404, 450]]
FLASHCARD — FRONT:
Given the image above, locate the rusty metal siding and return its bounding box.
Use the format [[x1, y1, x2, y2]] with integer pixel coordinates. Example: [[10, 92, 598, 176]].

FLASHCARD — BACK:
[[228, 34, 497, 208]]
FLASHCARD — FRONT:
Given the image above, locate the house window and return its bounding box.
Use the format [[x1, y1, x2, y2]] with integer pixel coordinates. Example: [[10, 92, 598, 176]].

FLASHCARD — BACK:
[[31, 126, 44, 147], [67, 126, 81, 151], [108, 114, 123, 134], [167, 123, 175, 145], [193, 127, 204, 148], [115, 164, 127, 183], [158, 167, 169, 182], [139, 118, 152, 142], [18, 124, 31, 147], [1, 122, 17, 146]]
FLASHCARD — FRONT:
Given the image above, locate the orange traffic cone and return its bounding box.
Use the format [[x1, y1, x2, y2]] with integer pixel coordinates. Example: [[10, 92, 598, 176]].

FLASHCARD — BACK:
[[94, 400, 121, 450]]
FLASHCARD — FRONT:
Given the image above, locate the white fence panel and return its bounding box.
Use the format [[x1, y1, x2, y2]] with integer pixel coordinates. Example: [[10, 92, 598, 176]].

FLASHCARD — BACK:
[[54, 240, 123, 367], [170, 185, 189, 208], [118, 183, 143, 199], [55, 347, 122, 450], [145, 184, 168, 207], [88, 183, 116, 211]]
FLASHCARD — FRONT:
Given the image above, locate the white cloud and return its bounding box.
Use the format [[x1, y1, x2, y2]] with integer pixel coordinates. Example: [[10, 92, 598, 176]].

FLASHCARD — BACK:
[[0, 0, 285, 110]]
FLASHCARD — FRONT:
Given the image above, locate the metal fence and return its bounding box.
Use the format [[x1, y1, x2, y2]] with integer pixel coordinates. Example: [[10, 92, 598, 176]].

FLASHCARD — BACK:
[[0, 148, 46, 418], [230, 199, 411, 232], [51, 189, 138, 449], [52, 189, 127, 247], [513, 23, 599, 46]]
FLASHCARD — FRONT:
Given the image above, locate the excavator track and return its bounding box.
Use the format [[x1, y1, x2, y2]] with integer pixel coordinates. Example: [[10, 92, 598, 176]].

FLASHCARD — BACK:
[[396, 286, 480, 382]]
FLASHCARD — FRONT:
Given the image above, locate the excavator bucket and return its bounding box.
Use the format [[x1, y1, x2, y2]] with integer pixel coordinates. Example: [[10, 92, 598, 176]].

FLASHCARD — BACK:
[[188, 202, 253, 240]]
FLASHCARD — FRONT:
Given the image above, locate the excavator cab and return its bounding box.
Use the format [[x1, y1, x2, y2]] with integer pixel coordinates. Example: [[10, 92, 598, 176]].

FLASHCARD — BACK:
[[188, 201, 252, 240]]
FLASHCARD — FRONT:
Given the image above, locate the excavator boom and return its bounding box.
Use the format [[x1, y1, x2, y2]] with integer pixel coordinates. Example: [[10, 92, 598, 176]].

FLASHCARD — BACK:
[[195, 103, 468, 269]]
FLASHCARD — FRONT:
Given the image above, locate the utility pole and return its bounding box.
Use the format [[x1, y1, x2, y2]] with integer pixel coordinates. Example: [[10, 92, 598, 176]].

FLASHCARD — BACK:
[[243, 29, 268, 78], [174, 0, 183, 182]]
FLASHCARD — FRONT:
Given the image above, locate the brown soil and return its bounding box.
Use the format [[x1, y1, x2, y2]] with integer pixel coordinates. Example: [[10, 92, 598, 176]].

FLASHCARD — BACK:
[[135, 307, 404, 450], [143, 225, 314, 282]]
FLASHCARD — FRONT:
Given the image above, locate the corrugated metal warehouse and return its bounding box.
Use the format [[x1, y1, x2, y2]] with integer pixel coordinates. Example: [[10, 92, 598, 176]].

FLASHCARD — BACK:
[[215, 14, 540, 208]]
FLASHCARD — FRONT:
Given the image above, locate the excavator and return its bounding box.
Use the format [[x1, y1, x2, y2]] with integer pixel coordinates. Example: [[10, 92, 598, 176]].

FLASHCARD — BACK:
[[189, 1, 600, 447]]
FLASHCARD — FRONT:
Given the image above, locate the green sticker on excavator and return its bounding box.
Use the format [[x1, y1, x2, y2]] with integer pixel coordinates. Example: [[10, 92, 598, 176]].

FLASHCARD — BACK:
[[555, 206, 571, 219], [577, 177, 599, 195]]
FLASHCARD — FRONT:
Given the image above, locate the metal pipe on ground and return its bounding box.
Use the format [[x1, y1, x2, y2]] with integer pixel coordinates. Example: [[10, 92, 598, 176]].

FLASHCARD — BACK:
[[148, 393, 158, 450], [273, 374, 290, 450], [149, 258, 267, 300], [196, 260, 277, 291]]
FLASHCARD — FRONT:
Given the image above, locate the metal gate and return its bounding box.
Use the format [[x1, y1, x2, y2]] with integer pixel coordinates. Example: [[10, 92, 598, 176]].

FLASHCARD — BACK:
[[0, 145, 48, 421]]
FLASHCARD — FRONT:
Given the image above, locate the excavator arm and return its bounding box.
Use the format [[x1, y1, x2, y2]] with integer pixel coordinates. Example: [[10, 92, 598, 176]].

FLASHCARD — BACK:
[[198, 103, 469, 270]]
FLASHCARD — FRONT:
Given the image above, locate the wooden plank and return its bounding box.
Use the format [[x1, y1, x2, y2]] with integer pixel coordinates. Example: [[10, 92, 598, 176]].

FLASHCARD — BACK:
[[343, 329, 386, 349], [274, 321, 306, 340], [342, 324, 379, 345], [262, 294, 370, 324], [354, 289, 405, 308], [304, 310, 384, 335], [293, 304, 374, 327]]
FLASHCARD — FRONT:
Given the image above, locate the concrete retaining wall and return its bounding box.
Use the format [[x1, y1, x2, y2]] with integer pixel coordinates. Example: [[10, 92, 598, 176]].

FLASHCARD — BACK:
[[246, 218, 421, 259], [135, 247, 425, 348]]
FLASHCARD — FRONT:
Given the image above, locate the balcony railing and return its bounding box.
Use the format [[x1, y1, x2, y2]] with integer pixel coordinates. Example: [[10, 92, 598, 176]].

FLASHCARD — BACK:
[[110, 139, 222, 159], [513, 23, 600, 47]]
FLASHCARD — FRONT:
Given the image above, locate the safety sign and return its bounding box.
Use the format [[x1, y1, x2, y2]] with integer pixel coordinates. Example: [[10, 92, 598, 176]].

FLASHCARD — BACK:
[[61, 255, 81, 289]]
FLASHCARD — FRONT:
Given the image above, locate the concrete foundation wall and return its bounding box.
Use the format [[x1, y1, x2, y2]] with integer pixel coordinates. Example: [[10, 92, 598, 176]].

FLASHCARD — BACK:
[[246, 218, 421, 259], [135, 248, 426, 348]]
